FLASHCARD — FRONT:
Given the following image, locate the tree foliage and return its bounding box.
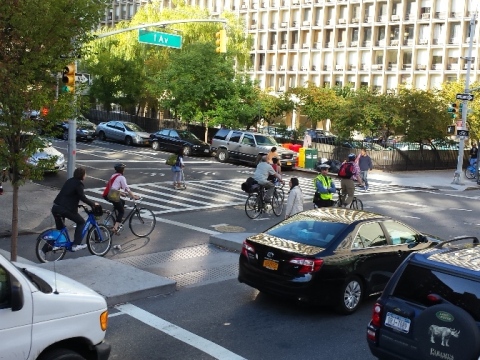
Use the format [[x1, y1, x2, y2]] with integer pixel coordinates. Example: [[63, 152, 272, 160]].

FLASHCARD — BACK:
[[0, 0, 108, 260]]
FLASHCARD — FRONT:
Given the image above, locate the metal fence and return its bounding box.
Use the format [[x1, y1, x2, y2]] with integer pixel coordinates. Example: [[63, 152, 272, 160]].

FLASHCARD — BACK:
[[313, 143, 462, 171]]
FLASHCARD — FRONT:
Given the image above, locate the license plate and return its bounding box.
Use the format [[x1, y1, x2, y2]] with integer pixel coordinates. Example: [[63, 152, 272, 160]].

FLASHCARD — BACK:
[[385, 312, 411, 333], [263, 259, 279, 270], [286, 162, 292, 166], [204, 149, 209, 153]]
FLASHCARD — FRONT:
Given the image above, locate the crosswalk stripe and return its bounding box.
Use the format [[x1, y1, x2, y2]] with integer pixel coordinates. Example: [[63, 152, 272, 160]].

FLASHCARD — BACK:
[[85, 177, 416, 215]]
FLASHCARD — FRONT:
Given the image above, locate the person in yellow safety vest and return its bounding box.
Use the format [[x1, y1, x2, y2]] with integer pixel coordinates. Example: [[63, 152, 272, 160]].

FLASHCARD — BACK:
[[313, 163, 336, 207]]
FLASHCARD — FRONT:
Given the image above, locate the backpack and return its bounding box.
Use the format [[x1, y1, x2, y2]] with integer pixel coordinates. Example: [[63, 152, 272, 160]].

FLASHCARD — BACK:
[[338, 162, 354, 179], [166, 154, 177, 166], [241, 177, 258, 193], [102, 174, 121, 198]]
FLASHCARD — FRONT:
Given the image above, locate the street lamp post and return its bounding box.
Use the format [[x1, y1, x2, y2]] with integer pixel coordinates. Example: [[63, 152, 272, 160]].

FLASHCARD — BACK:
[[452, 14, 476, 185]]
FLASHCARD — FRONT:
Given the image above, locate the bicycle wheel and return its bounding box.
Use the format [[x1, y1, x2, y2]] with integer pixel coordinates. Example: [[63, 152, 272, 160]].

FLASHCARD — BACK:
[[245, 193, 262, 219], [276, 187, 285, 203], [465, 167, 475, 179], [350, 198, 364, 210], [272, 191, 284, 216], [129, 208, 156, 237], [35, 229, 67, 263], [87, 225, 112, 256]]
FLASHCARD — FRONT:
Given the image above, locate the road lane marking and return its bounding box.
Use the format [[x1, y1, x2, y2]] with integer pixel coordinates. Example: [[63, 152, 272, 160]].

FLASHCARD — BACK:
[[116, 304, 247, 360]]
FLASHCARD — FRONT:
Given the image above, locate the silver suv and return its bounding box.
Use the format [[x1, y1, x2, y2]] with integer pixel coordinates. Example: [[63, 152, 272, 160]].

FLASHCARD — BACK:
[[211, 129, 297, 169]]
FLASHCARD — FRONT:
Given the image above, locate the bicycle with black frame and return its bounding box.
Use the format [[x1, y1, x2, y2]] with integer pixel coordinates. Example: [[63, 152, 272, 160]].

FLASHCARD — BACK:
[[245, 183, 284, 219], [333, 188, 363, 210], [103, 197, 156, 237]]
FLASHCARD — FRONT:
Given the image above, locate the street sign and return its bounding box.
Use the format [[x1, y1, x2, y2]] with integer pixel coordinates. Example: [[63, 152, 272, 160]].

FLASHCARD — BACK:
[[138, 29, 182, 49], [75, 73, 90, 84], [456, 93, 474, 101], [457, 129, 469, 137]]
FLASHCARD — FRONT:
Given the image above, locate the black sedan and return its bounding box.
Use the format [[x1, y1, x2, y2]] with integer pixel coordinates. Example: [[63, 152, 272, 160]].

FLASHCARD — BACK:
[[58, 116, 96, 142], [149, 129, 211, 156], [238, 208, 443, 314]]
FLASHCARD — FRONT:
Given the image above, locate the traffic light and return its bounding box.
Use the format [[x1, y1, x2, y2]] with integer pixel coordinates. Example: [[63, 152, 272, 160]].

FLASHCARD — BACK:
[[447, 102, 457, 118], [215, 29, 227, 53], [61, 63, 75, 93], [459, 102, 464, 117], [447, 125, 456, 135]]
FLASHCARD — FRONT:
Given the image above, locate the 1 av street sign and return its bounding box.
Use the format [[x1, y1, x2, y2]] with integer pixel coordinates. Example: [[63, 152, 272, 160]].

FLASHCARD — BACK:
[[138, 29, 182, 49], [456, 93, 474, 101]]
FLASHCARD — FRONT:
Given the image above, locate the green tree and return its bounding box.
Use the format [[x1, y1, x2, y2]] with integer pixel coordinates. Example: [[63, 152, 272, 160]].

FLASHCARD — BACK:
[[396, 87, 451, 145], [155, 42, 236, 140], [0, 0, 107, 260]]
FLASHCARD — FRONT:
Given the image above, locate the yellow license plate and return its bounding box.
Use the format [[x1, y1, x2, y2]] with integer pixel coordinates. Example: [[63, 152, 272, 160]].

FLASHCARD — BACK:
[[286, 162, 292, 166], [263, 259, 279, 270]]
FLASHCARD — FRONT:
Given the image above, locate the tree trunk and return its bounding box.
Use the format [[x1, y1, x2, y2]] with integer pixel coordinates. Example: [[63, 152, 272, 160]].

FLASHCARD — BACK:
[[10, 183, 19, 262]]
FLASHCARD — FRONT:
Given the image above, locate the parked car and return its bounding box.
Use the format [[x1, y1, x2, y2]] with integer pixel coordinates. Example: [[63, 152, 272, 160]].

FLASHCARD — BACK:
[[96, 120, 150, 146], [0, 252, 111, 359], [238, 208, 443, 314], [149, 129, 211, 156], [307, 129, 337, 145], [367, 236, 480, 360], [27, 139, 65, 172], [58, 116, 96, 142], [211, 129, 297, 169]]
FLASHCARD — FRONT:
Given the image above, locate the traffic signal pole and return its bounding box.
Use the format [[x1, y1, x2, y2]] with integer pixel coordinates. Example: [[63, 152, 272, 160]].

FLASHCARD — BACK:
[[66, 61, 77, 178], [452, 14, 476, 185]]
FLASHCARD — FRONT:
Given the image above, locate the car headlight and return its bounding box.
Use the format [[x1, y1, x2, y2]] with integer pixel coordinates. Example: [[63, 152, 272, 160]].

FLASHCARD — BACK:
[[135, 135, 141, 140]]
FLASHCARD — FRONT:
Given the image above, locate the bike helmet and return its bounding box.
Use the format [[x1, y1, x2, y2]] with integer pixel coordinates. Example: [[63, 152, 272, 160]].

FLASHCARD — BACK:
[[348, 153, 356, 161], [114, 163, 126, 171]]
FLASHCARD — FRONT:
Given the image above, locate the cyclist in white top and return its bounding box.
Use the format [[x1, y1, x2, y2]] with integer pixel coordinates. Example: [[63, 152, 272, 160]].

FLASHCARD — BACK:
[[107, 163, 139, 234]]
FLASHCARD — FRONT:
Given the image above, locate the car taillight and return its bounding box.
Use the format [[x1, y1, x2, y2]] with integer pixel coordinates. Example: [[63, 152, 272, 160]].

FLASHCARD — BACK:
[[241, 240, 255, 258], [289, 257, 323, 274], [371, 302, 383, 327]]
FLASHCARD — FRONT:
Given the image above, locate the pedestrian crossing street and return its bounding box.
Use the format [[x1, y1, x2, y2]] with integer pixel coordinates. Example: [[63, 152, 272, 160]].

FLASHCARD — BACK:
[[86, 177, 418, 216]]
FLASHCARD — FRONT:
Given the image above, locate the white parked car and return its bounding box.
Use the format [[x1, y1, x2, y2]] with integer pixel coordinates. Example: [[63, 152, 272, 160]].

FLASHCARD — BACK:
[[27, 140, 65, 172], [0, 253, 111, 359], [95, 120, 150, 146]]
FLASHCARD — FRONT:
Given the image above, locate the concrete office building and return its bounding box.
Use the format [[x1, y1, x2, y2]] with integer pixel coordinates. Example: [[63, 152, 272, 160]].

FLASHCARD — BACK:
[[102, 0, 479, 95]]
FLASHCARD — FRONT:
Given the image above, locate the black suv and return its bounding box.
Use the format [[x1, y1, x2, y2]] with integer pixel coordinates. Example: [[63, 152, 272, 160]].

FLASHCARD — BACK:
[[211, 129, 297, 169], [367, 237, 480, 360]]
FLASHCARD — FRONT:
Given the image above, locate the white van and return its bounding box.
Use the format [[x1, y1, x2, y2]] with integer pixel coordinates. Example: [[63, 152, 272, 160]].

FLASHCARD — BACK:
[[0, 253, 110, 360]]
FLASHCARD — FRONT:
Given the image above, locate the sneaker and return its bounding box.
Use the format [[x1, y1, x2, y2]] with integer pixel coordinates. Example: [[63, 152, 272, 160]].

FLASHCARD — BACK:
[[0, 186, 3, 195], [72, 244, 87, 252], [52, 246, 62, 251]]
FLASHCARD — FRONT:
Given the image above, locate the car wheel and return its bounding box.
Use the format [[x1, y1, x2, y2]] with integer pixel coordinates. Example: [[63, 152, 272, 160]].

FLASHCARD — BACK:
[[99, 131, 106, 141], [38, 348, 85, 360], [217, 149, 229, 163], [335, 276, 363, 315], [125, 136, 133, 146], [414, 303, 480, 360], [62, 130, 68, 141], [152, 141, 159, 151], [183, 146, 191, 156]]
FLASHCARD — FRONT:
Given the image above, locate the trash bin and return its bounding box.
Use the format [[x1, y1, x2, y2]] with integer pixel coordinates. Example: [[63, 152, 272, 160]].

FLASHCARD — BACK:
[[298, 148, 306, 168], [305, 149, 318, 169]]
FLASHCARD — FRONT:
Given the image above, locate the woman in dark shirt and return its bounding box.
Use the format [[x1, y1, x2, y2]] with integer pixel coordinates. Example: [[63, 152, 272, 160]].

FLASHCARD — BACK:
[[51, 167, 97, 251]]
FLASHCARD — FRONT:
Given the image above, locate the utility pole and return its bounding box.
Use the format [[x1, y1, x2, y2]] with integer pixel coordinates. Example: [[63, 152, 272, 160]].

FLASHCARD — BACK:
[[452, 13, 476, 185], [67, 60, 77, 178]]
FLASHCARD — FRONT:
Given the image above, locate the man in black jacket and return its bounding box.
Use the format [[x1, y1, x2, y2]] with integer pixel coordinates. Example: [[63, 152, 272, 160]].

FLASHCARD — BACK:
[[51, 167, 98, 251]]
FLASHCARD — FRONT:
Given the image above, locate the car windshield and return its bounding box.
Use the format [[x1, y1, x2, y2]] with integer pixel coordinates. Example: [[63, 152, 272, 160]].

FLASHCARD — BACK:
[[266, 219, 346, 248], [254, 134, 278, 146], [124, 122, 145, 132], [179, 131, 200, 141]]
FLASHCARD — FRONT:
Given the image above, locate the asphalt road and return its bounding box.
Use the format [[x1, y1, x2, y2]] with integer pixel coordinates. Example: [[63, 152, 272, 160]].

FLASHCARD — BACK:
[[20, 138, 480, 359]]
